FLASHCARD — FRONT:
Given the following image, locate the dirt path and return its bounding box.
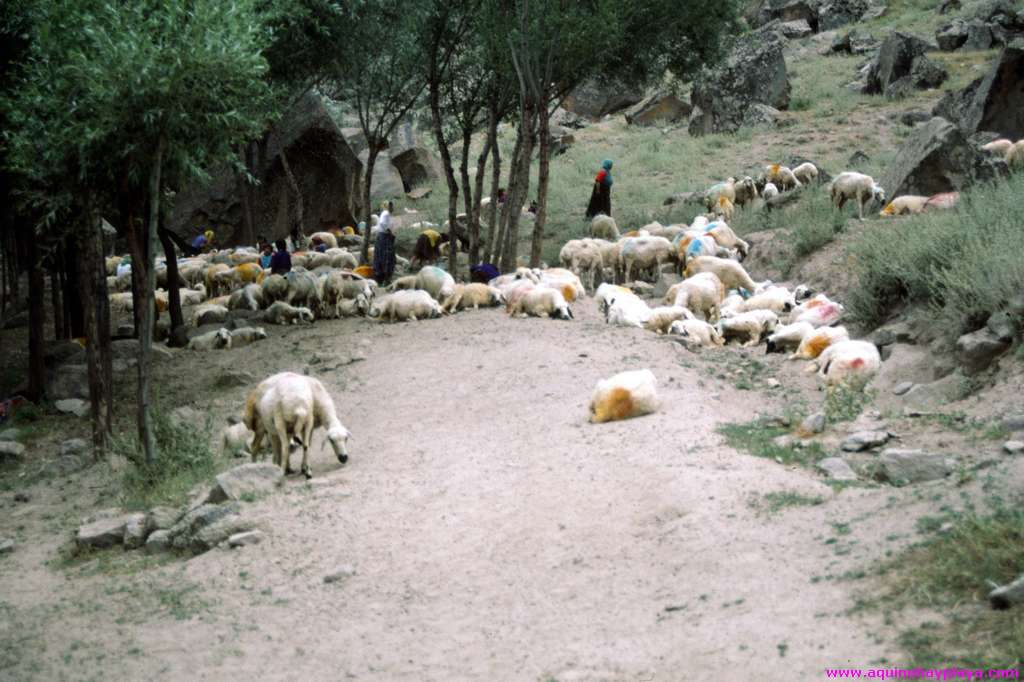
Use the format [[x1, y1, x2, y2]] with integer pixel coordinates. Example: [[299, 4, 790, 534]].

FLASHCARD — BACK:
[[1, 303, 923, 680]]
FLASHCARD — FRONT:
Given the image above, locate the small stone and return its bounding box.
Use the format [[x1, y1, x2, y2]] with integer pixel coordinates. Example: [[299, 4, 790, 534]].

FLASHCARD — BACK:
[[145, 530, 172, 554], [0, 441, 26, 458], [841, 430, 892, 452], [1003, 441, 1024, 455], [170, 406, 201, 428], [0, 538, 14, 554], [818, 457, 858, 481], [877, 448, 955, 485], [215, 369, 256, 389], [766, 378, 781, 388], [13, 492, 30, 503], [324, 565, 357, 584], [146, 506, 183, 533], [773, 435, 795, 448], [990, 574, 1024, 609], [1002, 414, 1024, 433], [55, 399, 90, 417], [191, 515, 252, 551], [76, 512, 138, 549], [212, 463, 284, 502], [228, 530, 265, 548], [801, 412, 827, 434], [893, 381, 914, 395], [122, 514, 148, 550]]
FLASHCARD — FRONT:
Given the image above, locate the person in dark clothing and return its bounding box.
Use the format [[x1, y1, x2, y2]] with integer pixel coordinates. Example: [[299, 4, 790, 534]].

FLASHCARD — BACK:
[[585, 159, 613, 219], [470, 263, 500, 284], [373, 201, 397, 285], [270, 239, 292, 276]]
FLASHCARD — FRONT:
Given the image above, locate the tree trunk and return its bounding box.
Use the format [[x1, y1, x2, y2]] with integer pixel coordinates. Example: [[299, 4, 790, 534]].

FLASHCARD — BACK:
[[427, 80, 461, 278], [530, 108, 551, 268], [484, 107, 502, 265], [25, 230, 45, 402], [493, 129, 523, 267], [279, 147, 304, 245], [78, 213, 110, 456], [138, 137, 164, 465], [50, 263, 63, 341], [239, 142, 257, 246], [360, 148, 379, 265], [469, 129, 491, 267], [500, 101, 536, 272], [459, 128, 475, 265], [63, 236, 84, 338], [158, 226, 186, 347]]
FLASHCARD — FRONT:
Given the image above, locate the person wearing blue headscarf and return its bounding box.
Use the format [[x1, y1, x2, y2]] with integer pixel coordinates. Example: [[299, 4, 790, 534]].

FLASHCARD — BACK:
[[585, 159, 614, 219]]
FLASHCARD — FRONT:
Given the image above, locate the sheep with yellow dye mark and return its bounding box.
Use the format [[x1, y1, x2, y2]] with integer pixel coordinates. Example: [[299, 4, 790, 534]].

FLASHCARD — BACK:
[[766, 164, 801, 191], [879, 195, 929, 217], [790, 325, 849, 361], [589, 369, 659, 424]]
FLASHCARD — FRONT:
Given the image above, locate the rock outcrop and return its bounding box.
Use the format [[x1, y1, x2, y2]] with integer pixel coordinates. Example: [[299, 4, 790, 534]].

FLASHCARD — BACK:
[[862, 32, 946, 97], [934, 45, 1024, 141]]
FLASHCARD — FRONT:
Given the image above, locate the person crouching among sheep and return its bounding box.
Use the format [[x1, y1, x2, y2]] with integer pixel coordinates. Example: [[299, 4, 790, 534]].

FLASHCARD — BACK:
[[373, 201, 397, 286], [585, 159, 614, 219], [411, 227, 444, 269]]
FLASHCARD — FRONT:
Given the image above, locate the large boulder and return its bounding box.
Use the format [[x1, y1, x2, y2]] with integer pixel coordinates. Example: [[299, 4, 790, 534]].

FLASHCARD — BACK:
[[780, 19, 815, 38], [211, 463, 284, 502], [562, 79, 645, 119], [862, 31, 932, 95], [624, 92, 692, 126], [766, 0, 822, 30], [878, 117, 1005, 199], [956, 327, 1010, 374], [877, 449, 955, 485], [818, 0, 870, 30], [936, 19, 970, 50], [955, 45, 1024, 140], [390, 147, 440, 194], [689, 31, 791, 136]]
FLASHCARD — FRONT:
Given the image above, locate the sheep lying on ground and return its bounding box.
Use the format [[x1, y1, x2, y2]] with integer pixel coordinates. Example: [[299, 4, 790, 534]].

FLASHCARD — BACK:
[[718, 310, 778, 346], [191, 303, 229, 327], [790, 325, 849, 360], [766, 164, 801, 191], [264, 301, 315, 325], [667, 272, 725, 321], [669, 319, 725, 347], [589, 369, 659, 424], [606, 291, 651, 328], [595, 283, 634, 315], [643, 306, 694, 335], [536, 268, 586, 302], [982, 139, 1013, 156], [591, 214, 620, 241], [924, 192, 959, 210], [369, 290, 443, 322], [507, 286, 573, 320], [684, 256, 759, 294], [814, 340, 882, 386], [228, 283, 264, 312], [229, 326, 268, 347], [735, 287, 794, 315], [830, 171, 885, 220], [244, 372, 351, 478], [792, 295, 844, 327], [441, 283, 504, 313], [879, 195, 929, 216], [765, 321, 815, 354], [414, 266, 456, 301], [791, 162, 819, 185], [187, 328, 232, 351], [308, 231, 339, 249]]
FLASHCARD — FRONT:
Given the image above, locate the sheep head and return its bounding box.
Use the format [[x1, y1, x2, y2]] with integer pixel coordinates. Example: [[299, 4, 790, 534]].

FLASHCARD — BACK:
[[872, 184, 886, 203], [325, 424, 351, 464], [216, 328, 232, 349]]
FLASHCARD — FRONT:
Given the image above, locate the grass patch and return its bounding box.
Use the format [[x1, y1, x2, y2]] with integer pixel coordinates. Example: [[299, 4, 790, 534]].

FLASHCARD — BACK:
[[719, 417, 827, 468], [824, 380, 876, 423], [116, 408, 220, 511], [754, 490, 826, 515]]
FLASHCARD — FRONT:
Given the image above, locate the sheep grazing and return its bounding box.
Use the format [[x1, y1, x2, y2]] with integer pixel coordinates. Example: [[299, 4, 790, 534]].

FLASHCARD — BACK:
[[558, 239, 603, 292], [413, 266, 456, 301], [643, 306, 694, 335], [765, 321, 815, 354], [790, 325, 849, 361], [308, 231, 339, 250], [187, 327, 232, 351], [705, 178, 736, 211], [264, 301, 315, 325], [590, 214, 620, 241], [337, 294, 369, 317], [244, 372, 351, 478], [714, 195, 735, 222], [229, 326, 268, 347], [261, 273, 288, 305], [204, 263, 231, 298], [762, 182, 780, 200], [718, 310, 779, 346], [791, 162, 819, 186], [589, 369, 659, 424], [369, 290, 443, 322], [982, 139, 1013, 156], [228, 283, 265, 312], [441, 283, 504, 313], [879, 195, 929, 217], [766, 164, 801, 191], [322, 272, 365, 319], [620, 235, 674, 283], [815, 340, 882, 386], [606, 292, 651, 328], [285, 269, 322, 314], [830, 171, 885, 220], [669, 319, 725, 347], [191, 303, 229, 327], [705, 222, 749, 258], [684, 256, 758, 294], [507, 286, 573, 320], [220, 421, 253, 458]]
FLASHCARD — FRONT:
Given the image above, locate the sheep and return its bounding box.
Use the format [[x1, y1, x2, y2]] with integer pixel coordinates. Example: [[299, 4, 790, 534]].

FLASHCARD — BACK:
[[337, 294, 369, 317], [591, 214, 620, 241], [228, 250, 260, 265], [718, 310, 778, 346], [304, 251, 333, 270], [705, 222, 749, 258], [592, 239, 623, 283], [668, 271, 725, 322], [684, 256, 758, 294], [105, 256, 122, 276], [413, 266, 456, 301], [982, 139, 1014, 156], [187, 327, 232, 351], [924, 192, 959, 210], [326, 248, 358, 270], [537, 268, 586, 302], [109, 292, 134, 313], [559, 239, 603, 292], [736, 287, 795, 315], [284, 269, 322, 315], [595, 283, 635, 315], [790, 325, 849, 361], [369, 290, 443, 322], [676, 233, 718, 273], [244, 372, 351, 478], [261, 273, 288, 305], [705, 178, 736, 210], [669, 319, 725, 347], [179, 285, 206, 306], [762, 182, 780, 201], [1007, 140, 1024, 169], [589, 369, 658, 424], [644, 306, 695, 334], [229, 326, 268, 347], [714, 196, 735, 222], [765, 321, 815, 354], [733, 177, 759, 207], [264, 301, 315, 325], [830, 171, 885, 220], [793, 296, 844, 327], [228, 283, 265, 312], [178, 262, 207, 288], [231, 263, 265, 289], [220, 421, 253, 458], [204, 263, 231, 298], [606, 293, 651, 328], [501, 280, 537, 314], [813, 340, 882, 386], [441, 283, 504, 313], [879, 195, 929, 217], [620, 235, 674, 283], [791, 162, 819, 186], [308, 231, 339, 250], [191, 303, 229, 327], [507, 285, 573, 320], [765, 164, 801, 191]]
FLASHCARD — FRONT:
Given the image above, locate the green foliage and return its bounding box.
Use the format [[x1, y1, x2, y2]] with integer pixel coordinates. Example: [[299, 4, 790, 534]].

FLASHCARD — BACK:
[[755, 491, 826, 515], [824, 380, 875, 422], [718, 418, 827, 468], [847, 173, 1024, 335], [117, 409, 219, 510]]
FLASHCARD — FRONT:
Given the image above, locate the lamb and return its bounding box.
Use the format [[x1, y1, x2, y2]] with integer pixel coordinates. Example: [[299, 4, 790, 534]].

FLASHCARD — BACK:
[[414, 266, 456, 301], [308, 231, 339, 249], [605, 293, 651, 328], [620, 235, 674, 283], [668, 271, 725, 321], [244, 372, 351, 478], [791, 162, 819, 186], [263, 301, 315, 325], [684, 256, 758, 294], [718, 310, 779, 346], [981, 139, 1013, 156], [737, 287, 795, 315], [191, 303, 229, 327], [766, 164, 801, 191], [187, 327, 232, 351], [643, 306, 695, 334], [1007, 140, 1024, 168], [228, 283, 265, 312], [369, 290, 443, 322], [669, 319, 725, 347], [441, 283, 504, 313], [765, 321, 814, 354], [507, 285, 573, 320], [337, 294, 369, 317], [879, 195, 929, 217], [814, 340, 882, 386], [830, 171, 886, 220], [762, 182, 780, 200], [591, 214, 620, 241], [204, 263, 231, 298], [220, 421, 253, 458], [589, 369, 659, 424], [229, 326, 268, 347], [790, 325, 849, 360]]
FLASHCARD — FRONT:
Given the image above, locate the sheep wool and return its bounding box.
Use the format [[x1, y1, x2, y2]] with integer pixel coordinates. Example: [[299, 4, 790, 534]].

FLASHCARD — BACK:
[[590, 369, 659, 424]]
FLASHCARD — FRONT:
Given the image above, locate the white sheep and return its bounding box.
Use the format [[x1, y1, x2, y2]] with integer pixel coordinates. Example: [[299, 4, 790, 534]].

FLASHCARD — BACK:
[[591, 214, 620, 241], [369, 290, 443, 322], [737, 287, 795, 315], [308, 231, 339, 249], [559, 239, 603, 292], [264, 301, 315, 325], [595, 283, 635, 315], [792, 296, 844, 327], [244, 372, 351, 478], [813, 340, 882, 386], [830, 171, 886, 220], [606, 292, 651, 328], [1007, 140, 1024, 168], [666, 272, 725, 322], [684, 256, 759, 294], [229, 326, 269, 347], [221, 421, 253, 458], [705, 178, 736, 210], [414, 266, 456, 301], [644, 306, 695, 334], [441, 283, 504, 313], [791, 325, 849, 361], [620, 235, 674, 283], [589, 369, 659, 424], [337, 294, 369, 317], [261, 274, 288, 305], [762, 182, 780, 201], [982, 139, 1013, 156], [285, 270, 322, 315], [507, 285, 573, 320], [669, 319, 725, 347], [187, 328, 232, 351], [879, 195, 930, 217], [228, 283, 265, 312], [191, 303, 229, 327], [765, 321, 815, 354], [765, 164, 801, 191], [718, 310, 779, 346], [537, 268, 586, 303], [791, 162, 819, 185], [327, 248, 358, 270]]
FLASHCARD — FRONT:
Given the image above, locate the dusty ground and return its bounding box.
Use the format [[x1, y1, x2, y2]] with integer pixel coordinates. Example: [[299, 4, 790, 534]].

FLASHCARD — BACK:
[[2, 293, 1021, 681]]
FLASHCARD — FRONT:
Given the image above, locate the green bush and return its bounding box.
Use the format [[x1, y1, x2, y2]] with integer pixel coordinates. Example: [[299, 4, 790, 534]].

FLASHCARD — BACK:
[[847, 173, 1024, 335]]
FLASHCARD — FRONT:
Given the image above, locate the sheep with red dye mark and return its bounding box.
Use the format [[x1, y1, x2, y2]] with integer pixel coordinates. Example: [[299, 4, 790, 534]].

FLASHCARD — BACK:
[[813, 340, 881, 386]]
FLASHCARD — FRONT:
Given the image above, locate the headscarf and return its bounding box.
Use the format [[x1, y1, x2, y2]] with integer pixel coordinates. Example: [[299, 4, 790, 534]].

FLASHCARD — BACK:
[[599, 159, 613, 187], [204, 230, 214, 240]]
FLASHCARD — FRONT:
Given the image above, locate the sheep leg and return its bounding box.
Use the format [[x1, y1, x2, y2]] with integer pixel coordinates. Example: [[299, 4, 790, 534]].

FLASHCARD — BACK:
[[250, 428, 264, 463], [857, 191, 865, 221], [299, 415, 315, 479], [273, 413, 292, 475]]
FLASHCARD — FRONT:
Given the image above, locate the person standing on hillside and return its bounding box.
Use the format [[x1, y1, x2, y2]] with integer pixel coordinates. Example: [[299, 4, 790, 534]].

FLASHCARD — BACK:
[[373, 201, 397, 285], [585, 159, 614, 219]]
